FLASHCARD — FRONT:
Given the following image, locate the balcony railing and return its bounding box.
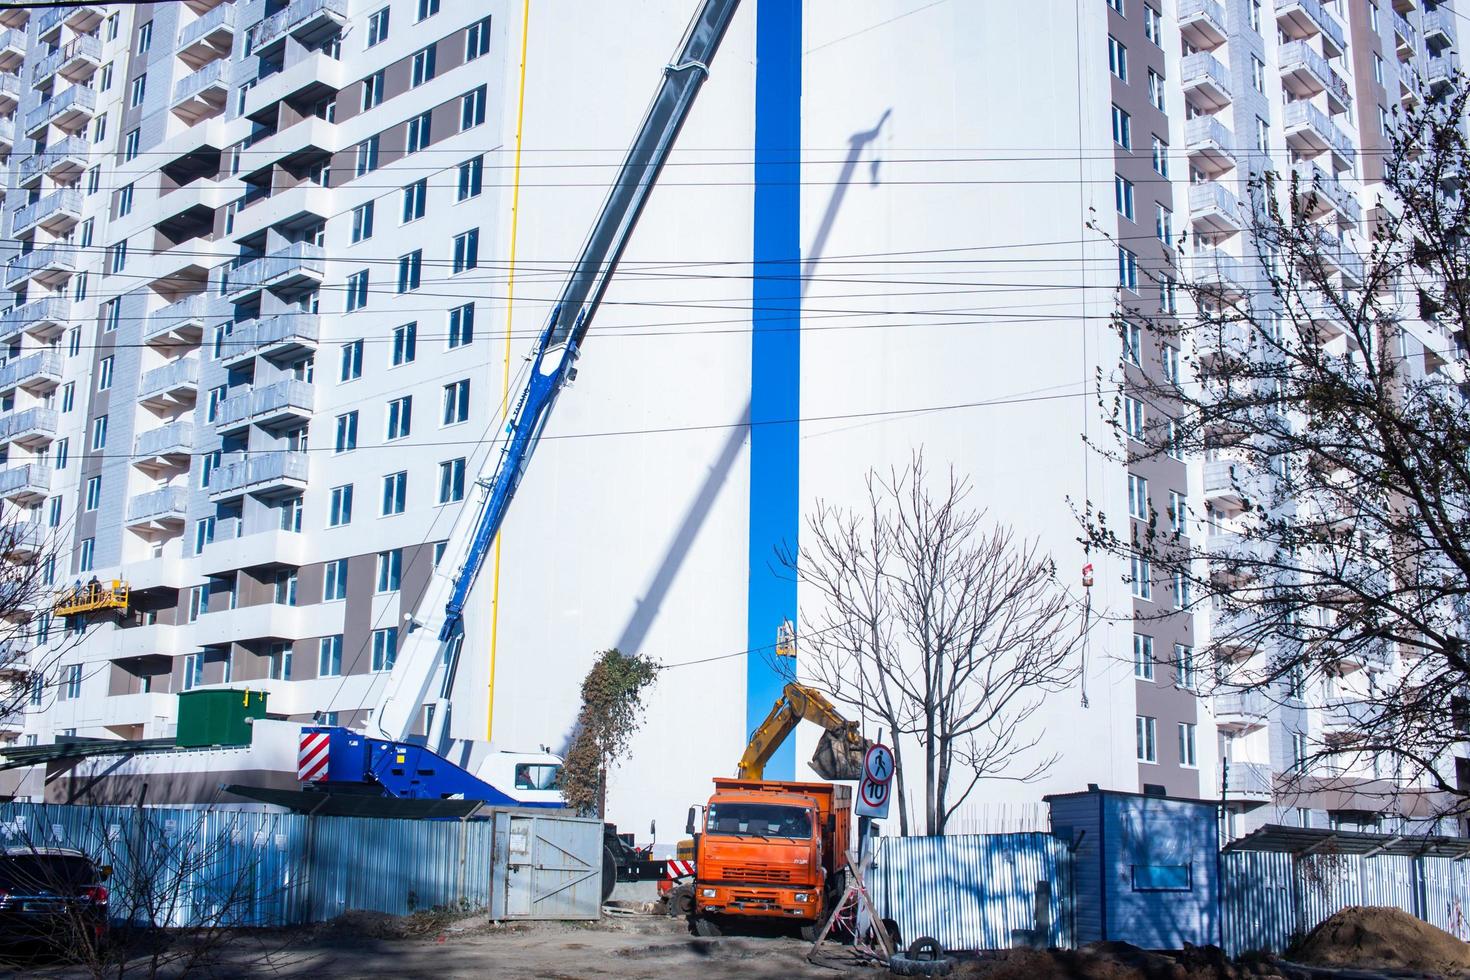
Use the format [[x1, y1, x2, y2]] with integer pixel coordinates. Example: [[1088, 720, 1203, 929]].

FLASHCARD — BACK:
[[223, 313, 320, 363], [1292, 161, 1362, 225], [1279, 39, 1352, 108], [217, 380, 314, 428], [30, 33, 100, 84], [0, 296, 70, 339], [1214, 688, 1272, 730], [1224, 760, 1273, 801], [139, 356, 200, 402], [1394, 11, 1417, 53], [0, 118, 13, 147], [209, 451, 308, 496], [24, 85, 96, 134], [1283, 99, 1355, 164], [10, 188, 81, 236], [144, 293, 225, 343], [1424, 7, 1454, 48], [16, 135, 87, 185], [1177, 0, 1227, 47], [249, 0, 347, 51], [0, 463, 51, 499], [172, 57, 231, 106], [1181, 51, 1233, 108], [126, 486, 189, 524], [134, 420, 195, 459], [0, 350, 61, 391], [1188, 180, 1243, 232], [221, 242, 325, 296], [178, 3, 236, 50], [4, 246, 77, 288], [0, 407, 57, 443], [1276, 0, 1347, 53]]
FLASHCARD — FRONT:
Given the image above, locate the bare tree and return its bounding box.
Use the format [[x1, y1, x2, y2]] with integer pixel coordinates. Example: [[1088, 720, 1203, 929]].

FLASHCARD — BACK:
[[780, 453, 1085, 835], [1084, 80, 1470, 819]]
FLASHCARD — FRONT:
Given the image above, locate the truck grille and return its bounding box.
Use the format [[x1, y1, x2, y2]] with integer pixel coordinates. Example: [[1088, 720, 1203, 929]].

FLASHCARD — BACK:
[[724, 864, 796, 884]]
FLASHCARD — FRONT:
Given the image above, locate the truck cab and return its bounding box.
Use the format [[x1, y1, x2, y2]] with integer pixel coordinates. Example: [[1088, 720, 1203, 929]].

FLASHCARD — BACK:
[[687, 778, 851, 937]]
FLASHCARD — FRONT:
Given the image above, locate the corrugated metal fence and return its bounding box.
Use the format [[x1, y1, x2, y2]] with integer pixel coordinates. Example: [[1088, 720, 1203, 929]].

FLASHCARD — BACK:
[[1221, 850, 1470, 955], [0, 802, 599, 928], [870, 832, 1073, 951]]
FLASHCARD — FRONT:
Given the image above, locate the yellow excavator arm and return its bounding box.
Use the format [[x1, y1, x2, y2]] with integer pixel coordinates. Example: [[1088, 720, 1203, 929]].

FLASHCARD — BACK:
[[737, 682, 871, 781]]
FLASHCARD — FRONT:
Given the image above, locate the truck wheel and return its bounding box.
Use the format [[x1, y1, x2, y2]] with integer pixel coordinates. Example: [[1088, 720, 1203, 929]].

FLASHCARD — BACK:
[[692, 916, 722, 938], [889, 936, 955, 977], [670, 884, 694, 917], [601, 847, 617, 904]]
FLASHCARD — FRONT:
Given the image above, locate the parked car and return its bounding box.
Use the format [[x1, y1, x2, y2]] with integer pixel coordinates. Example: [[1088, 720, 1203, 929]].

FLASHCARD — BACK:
[[0, 847, 109, 957]]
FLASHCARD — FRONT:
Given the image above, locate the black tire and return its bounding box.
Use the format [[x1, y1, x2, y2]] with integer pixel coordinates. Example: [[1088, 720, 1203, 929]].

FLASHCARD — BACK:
[[907, 936, 945, 961], [799, 922, 817, 942], [888, 953, 956, 977], [600, 847, 617, 904], [692, 916, 722, 938], [667, 884, 694, 917]]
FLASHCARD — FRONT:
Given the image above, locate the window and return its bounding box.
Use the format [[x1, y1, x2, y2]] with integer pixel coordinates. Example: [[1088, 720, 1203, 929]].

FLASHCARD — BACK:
[[100, 62, 112, 91], [457, 155, 484, 201], [1132, 864, 1190, 891], [84, 476, 101, 512], [64, 664, 82, 700], [279, 494, 303, 532], [102, 298, 120, 332], [452, 228, 479, 274], [362, 69, 385, 111], [334, 411, 358, 453], [433, 542, 448, 567], [274, 569, 299, 606], [1122, 320, 1142, 365], [107, 240, 127, 274], [91, 415, 108, 450], [1151, 136, 1169, 177], [309, 478, 346, 529], [1251, 55, 1265, 94], [72, 272, 88, 302], [319, 636, 343, 677], [417, 0, 440, 19], [355, 135, 379, 176], [382, 471, 407, 515], [1369, 1, 1380, 31], [402, 179, 427, 222], [200, 449, 220, 488], [1115, 175, 1134, 220], [97, 356, 113, 391], [53, 439, 69, 470], [1255, 116, 1270, 153], [1161, 274, 1178, 314], [323, 559, 348, 601], [467, 16, 491, 59], [372, 627, 398, 672], [47, 497, 60, 527], [1124, 398, 1146, 439], [1168, 489, 1185, 534], [406, 112, 432, 153], [392, 322, 417, 365], [376, 549, 402, 592], [92, 112, 107, 144], [78, 537, 95, 572], [1166, 420, 1184, 460], [442, 379, 470, 424], [137, 20, 153, 53], [367, 6, 390, 46], [340, 340, 363, 381], [1379, 105, 1390, 138], [1136, 715, 1157, 762], [188, 585, 206, 624], [1107, 0, 1123, 12], [1130, 553, 1152, 599], [351, 202, 374, 243], [1155, 204, 1171, 244], [1176, 644, 1197, 689], [1143, 5, 1161, 44], [86, 166, 100, 195], [411, 45, 437, 87], [206, 386, 226, 423], [1147, 68, 1165, 111], [1111, 105, 1131, 148], [1108, 37, 1127, 81], [439, 458, 466, 503], [194, 516, 215, 555], [1118, 247, 1138, 291], [1249, 0, 1261, 31], [1292, 731, 1309, 770], [1373, 53, 1384, 86], [29, 674, 41, 705], [1128, 473, 1148, 520], [130, 73, 147, 108], [397, 250, 422, 293], [42, 557, 55, 586], [80, 219, 94, 248], [461, 85, 486, 130], [386, 396, 412, 440], [448, 303, 474, 348], [346, 270, 369, 312]]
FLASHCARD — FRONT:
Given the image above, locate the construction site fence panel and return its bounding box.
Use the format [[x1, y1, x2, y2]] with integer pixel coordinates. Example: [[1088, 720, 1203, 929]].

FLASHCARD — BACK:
[[870, 832, 1074, 952], [1220, 849, 1470, 956], [0, 802, 601, 927]]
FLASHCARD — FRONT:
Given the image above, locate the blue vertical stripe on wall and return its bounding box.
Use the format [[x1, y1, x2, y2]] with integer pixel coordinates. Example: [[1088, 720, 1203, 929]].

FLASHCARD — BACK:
[[747, 0, 801, 781]]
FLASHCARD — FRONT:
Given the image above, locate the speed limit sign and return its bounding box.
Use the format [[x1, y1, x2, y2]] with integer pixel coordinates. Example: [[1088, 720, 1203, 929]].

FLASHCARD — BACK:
[[855, 744, 894, 818]]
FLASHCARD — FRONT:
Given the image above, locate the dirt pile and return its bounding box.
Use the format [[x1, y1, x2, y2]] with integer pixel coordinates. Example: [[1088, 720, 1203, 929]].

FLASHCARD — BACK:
[[1290, 905, 1470, 974]]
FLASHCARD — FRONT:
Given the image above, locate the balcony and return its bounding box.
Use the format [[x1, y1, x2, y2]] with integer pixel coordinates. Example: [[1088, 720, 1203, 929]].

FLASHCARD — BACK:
[[16, 136, 88, 187], [1276, 0, 1347, 56], [1185, 115, 1236, 175], [1224, 760, 1273, 806], [3, 246, 77, 289], [177, 3, 236, 69], [1279, 40, 1352, 113], [0, 29, 24, 73], [1394, 11, 1418, 59], [33, 5, 62, 38], [0, 71, 20, 115], [1204, 458, 1248, 510], [1178, 0, 1227, 49], [1208, 530, 1276, 575], [0, 463, 50, 504], [0, 296, 71, 342], [125, 486, 190, 530], [0, 350, 61, 395], [1214, 689, 1271, 733], [1323, 696, 1379, 731], [1292, 161, 1362, 227], [64, 5, 104, 32], [0, 118, 13, 153], [1189, 180, 1243, 235], [1, 520, 44, 561], [207, 450, 309, 500], [0, 407, 57, 447], [1188, 250, 1248, 302], [31, 33, 101, 87], [138, 356, 200, 411], [24, 85, 96, 137], [133, 420, 195, 471], [1427, 56, 1458, 97], [221, 313, 320, 367], [1283, 100, 1354, 170], [1310, 226, 1364, 284], [1424, 8, 1453, 52], [1181, 52, 1233, 112], [216, 380, 314, 433], [249, 0, 347, 54], [0, 6, 26, 29], [221, 243, 326, 299], [143, 293, 224, 348], [171, 58, 231, 124], [9, 188, 82, 237]]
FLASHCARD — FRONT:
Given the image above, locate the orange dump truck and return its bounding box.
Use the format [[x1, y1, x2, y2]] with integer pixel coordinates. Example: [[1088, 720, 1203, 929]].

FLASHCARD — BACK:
[[685, 777, 852, 937]]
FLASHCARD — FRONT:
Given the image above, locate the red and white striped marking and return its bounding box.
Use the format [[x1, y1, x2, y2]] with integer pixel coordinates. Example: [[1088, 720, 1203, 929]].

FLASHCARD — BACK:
[[665, 860, 695, 879], [298, 732, 330, 782]]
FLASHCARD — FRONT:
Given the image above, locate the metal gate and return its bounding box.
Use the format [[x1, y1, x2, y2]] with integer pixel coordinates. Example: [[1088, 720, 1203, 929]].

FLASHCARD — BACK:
[[492, 811, 602, 920]]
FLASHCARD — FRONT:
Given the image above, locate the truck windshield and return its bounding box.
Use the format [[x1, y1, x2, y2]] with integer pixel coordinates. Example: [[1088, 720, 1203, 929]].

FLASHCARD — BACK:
[[706, 803, 812, 839]]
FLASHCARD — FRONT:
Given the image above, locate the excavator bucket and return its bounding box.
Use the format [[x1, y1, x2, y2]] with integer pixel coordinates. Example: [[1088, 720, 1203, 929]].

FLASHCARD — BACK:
[[809, 723, 871, 781]]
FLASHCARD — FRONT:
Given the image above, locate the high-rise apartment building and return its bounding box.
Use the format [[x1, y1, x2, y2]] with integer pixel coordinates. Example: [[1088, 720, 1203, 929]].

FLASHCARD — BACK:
[[0, 1, 1459, 839]]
